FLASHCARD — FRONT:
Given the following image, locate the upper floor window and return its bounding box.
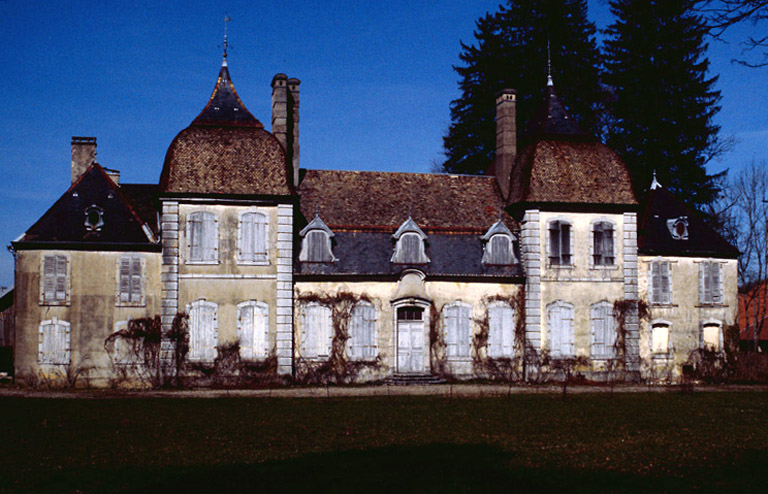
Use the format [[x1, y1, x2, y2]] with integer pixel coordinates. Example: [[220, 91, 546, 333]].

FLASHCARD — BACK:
[[699, 261, 722, 305], [482, 220, 516, 265], [117, 254, 144, 306], [41, 255, 68, 305], [348, 302, 377, 360], [301, 303, 333, 358], [592, 221, 615, 266], [238, 212, 268, 263], [590, 301, 617, 359], [237, 301, 269, 360], [487, 302, 515, 358], [548, 221, 572, 266], [187, 211, 218, 263], [188, 300, 218, 362], [39, 318, 70, 365], [547, 301, 574, 358], [650, 260, 671, 305], [391, 217, 429, 264], [299, 214, 336, 263], [444, 302, 472, 359]]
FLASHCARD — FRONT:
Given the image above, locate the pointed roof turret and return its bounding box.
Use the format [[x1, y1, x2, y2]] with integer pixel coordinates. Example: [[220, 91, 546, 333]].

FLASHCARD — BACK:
[[191, 61, 263, 128], [525, 74, 590, 140]]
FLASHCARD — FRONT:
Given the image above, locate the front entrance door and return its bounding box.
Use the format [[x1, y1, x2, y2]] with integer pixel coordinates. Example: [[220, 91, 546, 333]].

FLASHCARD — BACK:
[[397, 307, 425, 373]]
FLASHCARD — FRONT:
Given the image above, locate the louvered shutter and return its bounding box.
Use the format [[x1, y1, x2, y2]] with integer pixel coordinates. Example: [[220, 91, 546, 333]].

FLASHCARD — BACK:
[[549, 223, 560, 264], [240, 214, 254, 262], [458, 306, 471, 357], [490, 236, 510, 265], [323, 306, 333, 357], [254, 304, 267, 358], [238, 304, 255, 360], [593, 223, 604, 265], [55, 256, 67, 301], [55, 322, 69, 364], [660, 262, 670, 304], [188, 304, 199, 360], [189, 215, 202, 261], [603, 224, 614, 265], [591, 304, 605, 357], [308, 231, 329, 262], [131, 256, 142, 303], [203, 304, 217, 361], [711, 263, 722, 304], [445, 307, 457, 357], [119, 258, 131, 302], [43, 257, 56, 301], [701, 263, 712, 303], [561, 224, 571, 264], [402, 234, 420, 263], [254, 214, 267, 259], [488, 306, 502, 358], [203, 214, 217, 262], [650, 262, 660, 303]]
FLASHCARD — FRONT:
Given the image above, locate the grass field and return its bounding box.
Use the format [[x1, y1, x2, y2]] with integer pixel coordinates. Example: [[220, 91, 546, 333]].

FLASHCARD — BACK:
[[1, 392, 768, 493]]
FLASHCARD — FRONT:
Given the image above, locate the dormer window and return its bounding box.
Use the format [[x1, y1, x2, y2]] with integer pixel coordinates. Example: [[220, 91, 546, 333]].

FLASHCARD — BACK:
[[299, 214, 336, 263], [391, 217, 429, 264], [667, 216, 689, 240], [482, 220, 516, 265], [84, 205, 104, 232]]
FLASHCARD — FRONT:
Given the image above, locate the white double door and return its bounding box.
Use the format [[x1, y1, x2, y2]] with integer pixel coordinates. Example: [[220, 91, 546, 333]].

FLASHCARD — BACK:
[[397, 319, 425, 373]]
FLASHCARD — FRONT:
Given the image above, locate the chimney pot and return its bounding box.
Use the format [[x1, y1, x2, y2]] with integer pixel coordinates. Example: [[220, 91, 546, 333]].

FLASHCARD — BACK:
[[71, 136, 97, 184]]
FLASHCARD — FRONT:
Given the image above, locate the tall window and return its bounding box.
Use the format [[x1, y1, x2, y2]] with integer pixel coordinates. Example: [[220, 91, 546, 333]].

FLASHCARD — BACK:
[[188, 211, 218, 263], [42, 255, 68, 304], [304, 230, 334, 262], [590, 301, 617, 359], [593, 221, 615, 266], [238, 212, 268, 263], [701, 321, 723, 351], [348, 302, 376, 360], [302, 304, 332, 358], [547, 301, 574, 357], [651, 322, 670, 355], [39, 318, 70, 365], [699, 262, 722, 304], [237, 301, 269, 360], [488, 303, 515, 358], [548, 221, 572, 266], [117, 255, 143, 305], [650, 260, 671, 304], [188, 300, 218, 362], [444, 303, 472, 358]]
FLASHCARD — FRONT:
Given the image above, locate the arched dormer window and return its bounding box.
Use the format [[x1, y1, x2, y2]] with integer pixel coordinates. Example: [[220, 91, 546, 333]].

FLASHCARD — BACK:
[[299, 214, 336, 263], [391, 217, 429, 264], [481, 220, 516, 265]]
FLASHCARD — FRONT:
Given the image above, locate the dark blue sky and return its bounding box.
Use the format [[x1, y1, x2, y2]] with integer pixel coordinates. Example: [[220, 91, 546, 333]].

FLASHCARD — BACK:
[[1, 0, 766, 289]]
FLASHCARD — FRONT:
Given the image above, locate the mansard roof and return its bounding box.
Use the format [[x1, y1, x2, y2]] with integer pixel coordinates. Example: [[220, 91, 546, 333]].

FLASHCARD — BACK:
[[638, 185, 739, 259], [13, 164, 158, 250], [297, 169, 515, 232], [159, 61, 292, 197]]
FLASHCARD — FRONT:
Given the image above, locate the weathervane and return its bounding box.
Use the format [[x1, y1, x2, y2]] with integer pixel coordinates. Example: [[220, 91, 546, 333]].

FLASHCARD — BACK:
[[547, 40, 553, 87], [222, 13, 232, 63]]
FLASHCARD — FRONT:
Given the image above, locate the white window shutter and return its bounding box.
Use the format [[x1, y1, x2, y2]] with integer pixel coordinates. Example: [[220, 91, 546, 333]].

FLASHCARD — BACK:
[[459, 306, 471, 357], [55, 256, 67, 301], [255, 214, 267, 258], [238, 304, 255, 360], [255, 304, 268, 358], [43, 256, 56, 301], [240, 214, 253, 261], [711, 263, 722, 304], [488, 306, 501, 358], [131, 256, 142, 303], [660, 262, 671, 304]]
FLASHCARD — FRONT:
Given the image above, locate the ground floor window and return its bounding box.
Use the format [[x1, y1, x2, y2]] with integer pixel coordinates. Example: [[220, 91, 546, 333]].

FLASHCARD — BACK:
[[301, 304, 332, 358], [487, 303, 515, 358], [348, 302, 376, 360], [590, 301, 617, 358], [651, 322, 670, 355], [547, 301, 574, 358], [188, 300, 218, 362], [39, 318, 70, 365], [444, 303, 472, 358], [237, 301, 269, 360], [701, 321, 723, 351]]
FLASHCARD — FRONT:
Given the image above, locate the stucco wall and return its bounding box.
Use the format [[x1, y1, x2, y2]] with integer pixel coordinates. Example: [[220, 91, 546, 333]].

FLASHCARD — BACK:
[[14, 249, 161, 382]]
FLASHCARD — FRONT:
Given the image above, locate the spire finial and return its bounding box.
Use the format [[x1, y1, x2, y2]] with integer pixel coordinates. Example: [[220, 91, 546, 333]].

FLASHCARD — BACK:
[[650, 170, 662, 190], [222, 13, 231, 66], [547, 40, 554, 87]]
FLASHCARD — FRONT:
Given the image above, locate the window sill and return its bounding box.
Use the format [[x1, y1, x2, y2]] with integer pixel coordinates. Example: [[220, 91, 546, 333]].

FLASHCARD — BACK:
[[39, 300, 70, 307], [695, 303, 728, 308], [651, 353, 672, 361], [237, 260, 270, 266], [116, 301, 146, 308], [590, 265, 619, 270], [185, 260, 220, 265], [546, 264, 574, 270], [650, 303, 678, 308]]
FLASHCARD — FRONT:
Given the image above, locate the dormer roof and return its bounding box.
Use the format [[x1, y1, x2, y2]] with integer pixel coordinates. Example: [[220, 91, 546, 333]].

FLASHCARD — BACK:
[[481, 219, 514, 241], [300, 214, 334, 237], [393, 217, 428, 240]]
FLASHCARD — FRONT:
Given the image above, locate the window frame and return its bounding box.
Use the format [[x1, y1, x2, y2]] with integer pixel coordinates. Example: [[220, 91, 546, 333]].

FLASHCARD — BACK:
[[237, 300, 269, 360], [38, 317, 70, 365], [237, 210, 269, 265], [650, 319, 672, 357], [347, 301, 377, 360], [699, 260, 724, 305], [443, 302, 473, 360], [187, 299, 219, 362], [700, 318, 724, 352], [116, 254, 145, 307], [547, 220, 573, 267], [649, 258, 673, 305], [40, 254, 70, 306], [186, 211, 219, 264]]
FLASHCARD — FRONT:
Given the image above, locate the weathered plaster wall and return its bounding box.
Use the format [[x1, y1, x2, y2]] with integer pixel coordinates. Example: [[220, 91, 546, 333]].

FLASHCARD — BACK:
[[638, 256, 738, 377], [14, 249, 161, 382], [293, 279, 521, 379]]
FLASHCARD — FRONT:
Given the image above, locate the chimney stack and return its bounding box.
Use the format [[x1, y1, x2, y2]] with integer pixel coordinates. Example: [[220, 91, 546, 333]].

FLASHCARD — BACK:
[[287, 78, 300, 188], [104, 167, 120, 185], [495, 89, 517, 200], [271, 73, 289, 153], [71, 136, 97, 184]]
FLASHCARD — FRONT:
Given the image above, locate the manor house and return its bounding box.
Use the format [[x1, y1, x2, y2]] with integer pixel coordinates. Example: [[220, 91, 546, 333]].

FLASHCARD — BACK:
[[10, 53, 739, 384]]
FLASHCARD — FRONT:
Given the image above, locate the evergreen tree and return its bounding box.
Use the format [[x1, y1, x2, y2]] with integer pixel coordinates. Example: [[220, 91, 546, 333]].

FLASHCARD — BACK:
[[442, 0, 603, 175], [604, 0, 723, 209]]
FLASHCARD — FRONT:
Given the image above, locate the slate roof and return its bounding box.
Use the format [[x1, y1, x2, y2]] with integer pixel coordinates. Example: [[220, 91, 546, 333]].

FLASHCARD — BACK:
[[638, 186, 738, 258], [13, 164, 158, 250], [523, 84, 591, 141], [297, 170, 514, 232], [296, 232, 523, 279], [159, 61, 293, 197]]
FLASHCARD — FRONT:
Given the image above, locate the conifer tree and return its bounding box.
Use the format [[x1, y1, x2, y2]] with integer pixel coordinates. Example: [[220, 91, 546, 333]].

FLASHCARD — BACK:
[[442, 0, 603, 175], [604, 0, 723, 209]]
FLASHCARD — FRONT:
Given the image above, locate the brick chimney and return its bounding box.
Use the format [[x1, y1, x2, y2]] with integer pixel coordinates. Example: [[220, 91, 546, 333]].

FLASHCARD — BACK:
[[287, 78, 300, 188], [71, 136, 97, 184], [495, 89, 517, 200]]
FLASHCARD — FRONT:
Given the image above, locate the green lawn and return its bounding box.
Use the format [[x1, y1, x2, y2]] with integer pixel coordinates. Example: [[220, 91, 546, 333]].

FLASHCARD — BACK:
[[1, 392, 767, 493]]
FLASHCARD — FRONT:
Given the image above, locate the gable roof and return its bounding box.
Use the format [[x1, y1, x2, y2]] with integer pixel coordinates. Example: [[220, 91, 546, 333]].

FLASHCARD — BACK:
[[638, 186, 738, 258], [297, 169, 515, 232], [13, 164, 158, 250]]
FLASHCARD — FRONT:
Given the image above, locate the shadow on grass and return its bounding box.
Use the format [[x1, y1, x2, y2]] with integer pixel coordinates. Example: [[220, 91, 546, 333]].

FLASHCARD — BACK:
[[18, 444, 768, 493]]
